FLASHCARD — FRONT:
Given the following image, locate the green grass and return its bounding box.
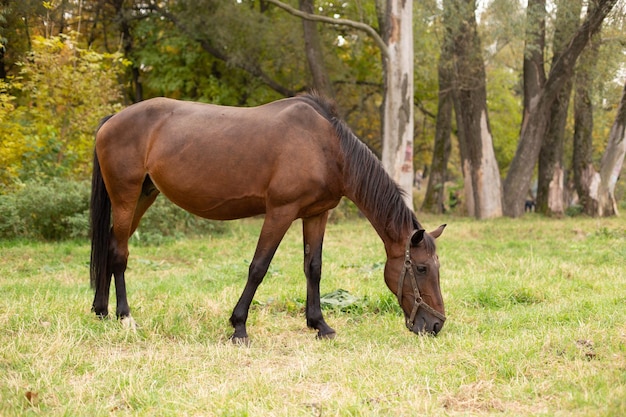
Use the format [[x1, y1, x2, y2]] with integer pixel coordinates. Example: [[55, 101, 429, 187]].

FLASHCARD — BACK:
[[1, 214, 625, 416]]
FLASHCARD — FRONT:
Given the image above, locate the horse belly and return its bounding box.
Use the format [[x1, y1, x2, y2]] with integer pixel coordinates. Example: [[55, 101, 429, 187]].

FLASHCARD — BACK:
[[150, 170, 269, 220], [177, 196, 267, 220]]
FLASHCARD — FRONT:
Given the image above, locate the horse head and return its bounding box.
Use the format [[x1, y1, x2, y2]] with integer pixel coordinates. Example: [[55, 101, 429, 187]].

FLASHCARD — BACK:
[[384, 224, 446, 335]]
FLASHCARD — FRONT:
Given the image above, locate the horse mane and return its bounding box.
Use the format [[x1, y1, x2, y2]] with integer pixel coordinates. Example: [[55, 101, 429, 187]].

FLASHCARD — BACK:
[[296, 92, 422, 243]]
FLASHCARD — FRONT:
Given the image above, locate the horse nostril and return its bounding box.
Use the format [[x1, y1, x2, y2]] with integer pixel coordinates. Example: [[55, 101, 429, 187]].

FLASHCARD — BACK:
[[433, 322, 441, 335]]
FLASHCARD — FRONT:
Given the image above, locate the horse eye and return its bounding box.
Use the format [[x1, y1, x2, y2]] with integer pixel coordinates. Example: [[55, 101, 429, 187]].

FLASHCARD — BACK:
[[416, 265, 427, 274]]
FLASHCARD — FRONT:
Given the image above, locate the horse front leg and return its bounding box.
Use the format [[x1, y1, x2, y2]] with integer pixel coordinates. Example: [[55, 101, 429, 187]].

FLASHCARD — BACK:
[[303, 212, 336, 339], [229, 212, 293, 345]]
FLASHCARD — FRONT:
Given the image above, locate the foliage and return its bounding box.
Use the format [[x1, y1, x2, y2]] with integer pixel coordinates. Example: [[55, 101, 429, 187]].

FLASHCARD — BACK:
[[0, 179, 226, 241], [0, 179, 89, 240], [0, 79, 27, 186], [0, 33, 126, 188], [487, 66, 523, 174], [130, 197, 228, 246], [0, 0, 624, 213], [327, 198, 363, 223]]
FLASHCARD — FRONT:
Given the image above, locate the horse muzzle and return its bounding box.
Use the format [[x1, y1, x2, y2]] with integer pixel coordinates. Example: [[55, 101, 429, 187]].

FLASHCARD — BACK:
[[408, 309, 445, 335]]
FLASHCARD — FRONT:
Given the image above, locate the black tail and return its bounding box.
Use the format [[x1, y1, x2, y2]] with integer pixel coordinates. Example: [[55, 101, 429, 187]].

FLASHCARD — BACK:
[[90, 116, 114, 291]]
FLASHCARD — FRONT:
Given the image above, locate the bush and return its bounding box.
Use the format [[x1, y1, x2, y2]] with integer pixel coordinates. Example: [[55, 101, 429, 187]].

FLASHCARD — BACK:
[[131, 196, 226, 245], [328, 198, 363, 223], [0, 179, 90, 240], [0, 179, 226, 241]]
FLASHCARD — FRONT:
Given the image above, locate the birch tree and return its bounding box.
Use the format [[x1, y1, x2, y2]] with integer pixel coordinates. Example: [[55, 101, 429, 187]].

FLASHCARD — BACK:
[[447, 0, 503, 219], [592, 80, 626, 216], [265, 0, 415, 209], [380, 0, 415, 209]]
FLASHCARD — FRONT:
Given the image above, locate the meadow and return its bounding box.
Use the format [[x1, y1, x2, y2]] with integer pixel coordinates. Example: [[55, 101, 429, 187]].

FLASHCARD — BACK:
[[0, 213, 625, 416]]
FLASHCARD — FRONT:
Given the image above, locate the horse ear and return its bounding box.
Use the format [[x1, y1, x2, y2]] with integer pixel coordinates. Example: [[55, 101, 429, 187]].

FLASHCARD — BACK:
[[411, 229, 425, 246], [429, 224, 447, 239]]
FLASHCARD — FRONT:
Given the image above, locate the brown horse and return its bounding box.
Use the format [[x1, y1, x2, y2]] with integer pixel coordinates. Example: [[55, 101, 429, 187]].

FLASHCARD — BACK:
[[90, 93, 446, 343]]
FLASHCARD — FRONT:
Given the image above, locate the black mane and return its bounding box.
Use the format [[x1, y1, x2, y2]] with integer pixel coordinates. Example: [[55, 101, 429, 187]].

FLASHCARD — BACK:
[[297, 93, 421, 242]]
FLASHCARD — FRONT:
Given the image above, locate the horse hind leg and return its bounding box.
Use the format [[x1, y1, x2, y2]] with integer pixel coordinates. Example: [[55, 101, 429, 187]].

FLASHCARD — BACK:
[[110, 176, 159, 326]]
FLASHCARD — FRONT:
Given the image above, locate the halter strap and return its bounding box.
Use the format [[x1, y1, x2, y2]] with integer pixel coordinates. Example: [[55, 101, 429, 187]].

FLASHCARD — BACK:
[[397, 230, 446, 330]]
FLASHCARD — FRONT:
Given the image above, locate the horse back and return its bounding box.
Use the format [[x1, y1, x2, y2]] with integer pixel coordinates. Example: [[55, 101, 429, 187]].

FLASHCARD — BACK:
[[96, 97, 344, 220]]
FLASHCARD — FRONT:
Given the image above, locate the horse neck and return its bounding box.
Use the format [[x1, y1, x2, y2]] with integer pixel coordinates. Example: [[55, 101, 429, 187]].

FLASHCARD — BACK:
[[332, 115, 415, 257], [343, 190, 413, 259]]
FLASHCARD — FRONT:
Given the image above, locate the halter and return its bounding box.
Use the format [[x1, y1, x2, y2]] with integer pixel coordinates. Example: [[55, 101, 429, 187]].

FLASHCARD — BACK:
[[396, 230, 446, 331]]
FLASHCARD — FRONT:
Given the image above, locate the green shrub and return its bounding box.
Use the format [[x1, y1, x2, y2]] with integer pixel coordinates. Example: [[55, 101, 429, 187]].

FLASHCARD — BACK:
[[0, 179, 90, 240], [132, 196, 226, 245], [328, 198, 363, 223], [0, 179, 226, 241]]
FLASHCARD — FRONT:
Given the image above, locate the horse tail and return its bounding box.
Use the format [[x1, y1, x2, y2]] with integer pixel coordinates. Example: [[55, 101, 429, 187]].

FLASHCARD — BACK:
[[90, 115, 114, 291]]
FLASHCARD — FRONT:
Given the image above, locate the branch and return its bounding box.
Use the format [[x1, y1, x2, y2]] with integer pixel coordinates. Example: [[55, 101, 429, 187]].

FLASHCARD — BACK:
[[148, 2, 296, 97], [265, 0, 388, 58]]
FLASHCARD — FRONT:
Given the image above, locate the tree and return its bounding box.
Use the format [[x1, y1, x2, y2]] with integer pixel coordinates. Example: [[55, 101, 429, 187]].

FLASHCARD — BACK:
[[437, 0, 503, 218], [379, 0, 415, 209], [572, 35, 600, 215], [299, 0, 334, 98], [422, 35, 453, 214], [502, 0, 619, 217], [0, 34, 125, 184], [0, 0, 48, 79], [536, 0, 582, 216], [591, 80, 626, 216]]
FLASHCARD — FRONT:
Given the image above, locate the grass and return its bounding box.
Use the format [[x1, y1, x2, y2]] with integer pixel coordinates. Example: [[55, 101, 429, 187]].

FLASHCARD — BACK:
[[0, 214, 625, 416]]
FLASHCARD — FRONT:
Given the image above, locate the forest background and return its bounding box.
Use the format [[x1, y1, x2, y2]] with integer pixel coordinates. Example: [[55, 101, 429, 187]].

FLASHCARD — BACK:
[[0, 0, 625, 240]]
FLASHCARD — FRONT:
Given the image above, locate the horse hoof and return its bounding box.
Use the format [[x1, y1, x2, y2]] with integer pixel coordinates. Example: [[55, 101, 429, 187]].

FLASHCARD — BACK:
[[231, 336, 251, 347], [316, 331, 336, 340], [93, 310, 108, 319], [120, 315, 137, 331]]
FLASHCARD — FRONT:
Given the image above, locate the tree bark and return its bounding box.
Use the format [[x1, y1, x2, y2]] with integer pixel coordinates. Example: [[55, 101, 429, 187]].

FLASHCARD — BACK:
[[380, 0, 415, 210], [112, 0, 143, 102], [502, 0, 618, 217], [447, 0, 502, 219], [572, 36, 599, 215], [594, 80, 626, 216], [422, 39, 453, 214], [299, 0, 333, 98], [521, 0, 546, 129]]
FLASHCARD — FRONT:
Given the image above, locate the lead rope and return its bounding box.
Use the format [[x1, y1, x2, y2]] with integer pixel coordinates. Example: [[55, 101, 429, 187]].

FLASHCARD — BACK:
[[397, 230, 446, 330]]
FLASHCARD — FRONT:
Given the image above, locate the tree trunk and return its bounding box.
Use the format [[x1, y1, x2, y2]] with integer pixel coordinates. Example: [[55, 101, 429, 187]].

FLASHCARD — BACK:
[[299, 0, 333, 98], [536, 0, 582, 216], [447, 0, 502, 219], [502, 0, 618, 217], [422, 40, 453, 214], [0, 45, 6, 80], [536, 83, 571, 216], [594, 80, 626, 216], [381, 0, 415, 210], [113, 0, 143, 103], [521, 0, 546, 130], [572, 36, 599, 215]]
